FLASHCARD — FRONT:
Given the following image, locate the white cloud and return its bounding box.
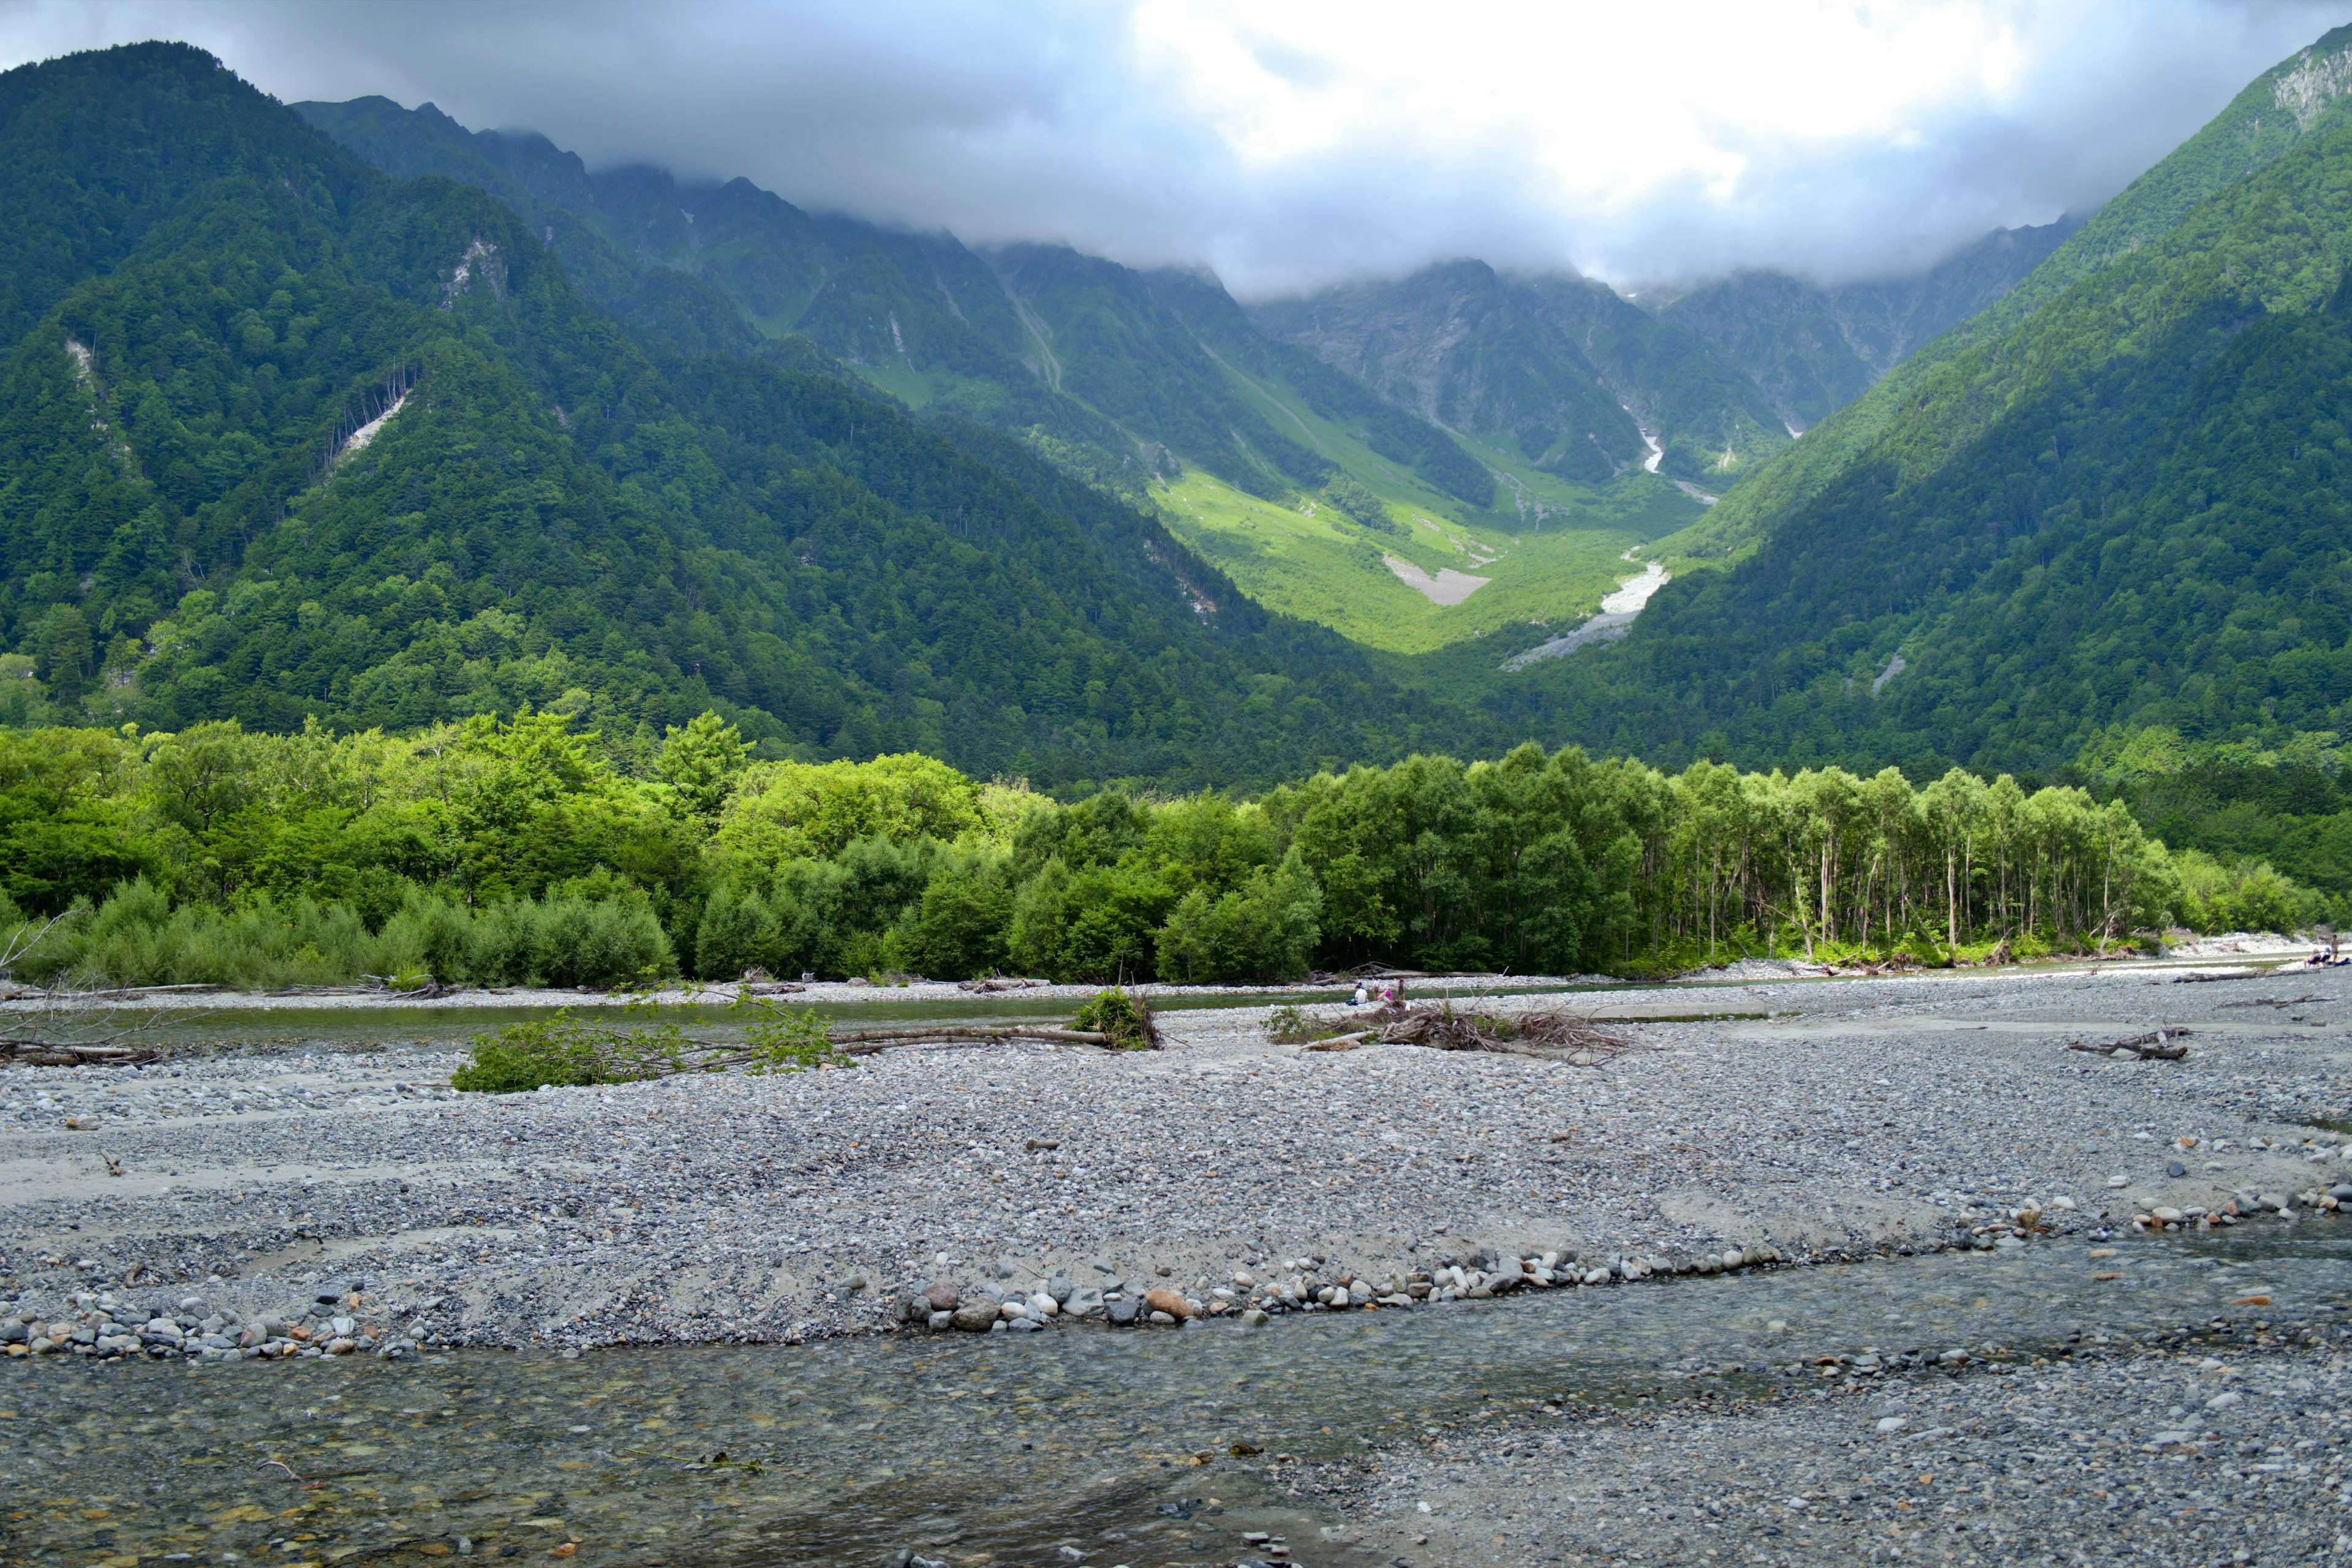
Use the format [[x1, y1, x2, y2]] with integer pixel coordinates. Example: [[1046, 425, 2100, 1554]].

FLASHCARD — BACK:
[[1, 0, 2343, 294]]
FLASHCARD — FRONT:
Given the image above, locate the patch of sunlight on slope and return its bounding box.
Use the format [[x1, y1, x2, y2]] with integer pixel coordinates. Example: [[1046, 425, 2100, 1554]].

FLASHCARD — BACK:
[[1171, 350, 1703, 651], [1158, 466, 1699, 655]]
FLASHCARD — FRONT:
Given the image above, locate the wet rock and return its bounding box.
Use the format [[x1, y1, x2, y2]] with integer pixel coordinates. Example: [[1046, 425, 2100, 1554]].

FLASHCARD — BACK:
[[1107, 1298, 1141, 1327], [950, 1302, 999, 1332]]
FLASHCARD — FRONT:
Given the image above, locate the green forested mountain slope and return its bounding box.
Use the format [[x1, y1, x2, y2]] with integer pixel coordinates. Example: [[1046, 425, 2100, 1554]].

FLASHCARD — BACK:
[[1245, 239, 2054, 495], [295, 96, 1491, 509], [1509, 271, 1793, 483], [1546, 105, 2352, 774], [1678, 27, 2352, 559], [0, 42, 1500, 788]]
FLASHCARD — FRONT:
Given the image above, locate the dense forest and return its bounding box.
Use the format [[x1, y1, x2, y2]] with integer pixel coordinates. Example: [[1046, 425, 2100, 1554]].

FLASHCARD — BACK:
[[6, 38, 2352, 965], [0, 714, 2323, 995], [0, 42, 1517, 791]]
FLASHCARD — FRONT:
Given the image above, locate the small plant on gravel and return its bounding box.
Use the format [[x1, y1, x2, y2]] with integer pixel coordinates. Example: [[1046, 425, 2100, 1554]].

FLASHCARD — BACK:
[[1073, 988, 1161, 1050], [734, 995, 851, 1074], [1264, 1003, 1317, 1043], [451, 1011, 688, 1093]]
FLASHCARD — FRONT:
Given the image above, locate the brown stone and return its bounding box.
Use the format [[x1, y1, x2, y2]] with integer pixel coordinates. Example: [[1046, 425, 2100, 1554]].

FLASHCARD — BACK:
[[1144, 1288, 1198, 1319], [923, 1281, 960, 1312]]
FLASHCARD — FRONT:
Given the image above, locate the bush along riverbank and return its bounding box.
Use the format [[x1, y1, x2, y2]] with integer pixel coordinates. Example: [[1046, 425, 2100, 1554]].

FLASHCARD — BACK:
[[0, 710, 2334, 994]]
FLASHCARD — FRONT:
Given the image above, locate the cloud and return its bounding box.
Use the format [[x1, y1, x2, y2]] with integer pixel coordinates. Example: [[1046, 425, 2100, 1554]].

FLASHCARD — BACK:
[[2, 0, 2345, 295]]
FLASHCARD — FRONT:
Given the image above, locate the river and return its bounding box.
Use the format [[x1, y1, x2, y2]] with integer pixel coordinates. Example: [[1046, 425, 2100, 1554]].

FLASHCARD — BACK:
[[9, 1226, 2345, 1567]]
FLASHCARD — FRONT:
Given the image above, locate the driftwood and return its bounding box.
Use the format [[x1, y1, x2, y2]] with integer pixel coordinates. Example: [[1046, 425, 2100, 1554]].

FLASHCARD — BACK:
[[0, 918, 188, 1067], [827, 1025, 1112, 1050], [0, 1039, 161, 1066], [1303, 1003, 1631, 1064], [2067, 1029, 2190, 1060]]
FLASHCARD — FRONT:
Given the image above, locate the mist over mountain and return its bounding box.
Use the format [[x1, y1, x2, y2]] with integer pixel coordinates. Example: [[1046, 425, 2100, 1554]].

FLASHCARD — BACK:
[[297, 94, 2059, 505], [0, 18, 2348, 834]]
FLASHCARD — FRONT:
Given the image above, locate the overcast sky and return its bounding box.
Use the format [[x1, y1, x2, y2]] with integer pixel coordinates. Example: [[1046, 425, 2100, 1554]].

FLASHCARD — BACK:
[[4, 1, 2347, 295]]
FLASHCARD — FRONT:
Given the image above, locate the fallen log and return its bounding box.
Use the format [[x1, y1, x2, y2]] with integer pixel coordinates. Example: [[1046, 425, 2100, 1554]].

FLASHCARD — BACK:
[[2066, 1030, 2190, 1060], [0, 1039, 161, 1065], [826, 1025, 1112, 1049]]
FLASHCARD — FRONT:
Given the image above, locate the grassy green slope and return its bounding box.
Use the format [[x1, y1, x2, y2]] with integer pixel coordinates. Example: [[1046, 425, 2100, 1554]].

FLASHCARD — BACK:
[[1668, 23, 2352, 563], [1155, 342, 1699, 653]]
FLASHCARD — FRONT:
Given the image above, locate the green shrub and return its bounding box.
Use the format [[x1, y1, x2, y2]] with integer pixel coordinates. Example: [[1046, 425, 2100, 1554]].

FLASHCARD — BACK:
[[695, 883, 780, 980], [452, 1000, 848, 1092], [734, 995, 851, 1073], [1264, 1002, 1316, 1043], [451, 1010, 695, 1092], [378, 888, 473, 984], [1072, 988, 1158, 1050], [469, 893, 675, 989], [890, 861, 1012, 979]]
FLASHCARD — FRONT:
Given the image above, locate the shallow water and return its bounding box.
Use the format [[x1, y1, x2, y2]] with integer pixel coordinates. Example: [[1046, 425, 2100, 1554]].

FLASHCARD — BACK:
[[9, 1227, 2348, 1567]]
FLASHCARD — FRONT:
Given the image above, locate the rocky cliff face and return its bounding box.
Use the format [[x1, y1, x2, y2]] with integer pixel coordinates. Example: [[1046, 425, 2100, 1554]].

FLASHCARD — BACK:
[[1250, 217, 2073, 488], [1658, 217, 2079, 432], [1248, 260, 1646, 484]]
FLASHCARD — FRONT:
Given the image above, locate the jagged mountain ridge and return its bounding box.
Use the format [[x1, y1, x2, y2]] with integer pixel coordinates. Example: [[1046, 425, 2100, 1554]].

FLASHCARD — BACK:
[[1248, 227, 2064, 494], [295, 96, 1494, 509], [1652, 214, 2081, 434], [301, 95, 2057, 521]]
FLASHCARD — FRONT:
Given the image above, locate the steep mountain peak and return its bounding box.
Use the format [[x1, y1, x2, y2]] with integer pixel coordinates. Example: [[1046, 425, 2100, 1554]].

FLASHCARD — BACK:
[[2269, 26, 2352, 129]]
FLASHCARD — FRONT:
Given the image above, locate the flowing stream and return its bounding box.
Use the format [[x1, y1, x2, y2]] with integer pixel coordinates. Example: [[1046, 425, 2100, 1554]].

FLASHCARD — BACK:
[[9, 1229, 2348, 1567]]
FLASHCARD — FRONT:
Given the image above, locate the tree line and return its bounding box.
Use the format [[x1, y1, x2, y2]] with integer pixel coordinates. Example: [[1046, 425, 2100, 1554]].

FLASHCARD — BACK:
[[0, 712, 2323, 992]]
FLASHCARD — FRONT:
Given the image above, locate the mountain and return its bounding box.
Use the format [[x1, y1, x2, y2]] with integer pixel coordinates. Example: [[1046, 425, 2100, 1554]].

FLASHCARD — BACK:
[[1653, 216, 2080, 434], [1539, 25, 2352, 775], [0, 42, 1498, 789], [295, 94, 1724, 660], [293, 96, 1502, 515], [1678, 28, 2352, 563], [1248, 227, 2059, 494]]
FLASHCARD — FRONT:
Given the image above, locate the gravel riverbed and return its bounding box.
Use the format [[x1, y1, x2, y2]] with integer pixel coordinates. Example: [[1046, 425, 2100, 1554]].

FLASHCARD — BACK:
[[2, 963, 2347, 1365], [1309, 1320, 2352, 1566]]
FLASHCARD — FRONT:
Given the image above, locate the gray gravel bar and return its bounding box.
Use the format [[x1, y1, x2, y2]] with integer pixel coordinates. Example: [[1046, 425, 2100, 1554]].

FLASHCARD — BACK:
[[2, 961, 2347, 1362]]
